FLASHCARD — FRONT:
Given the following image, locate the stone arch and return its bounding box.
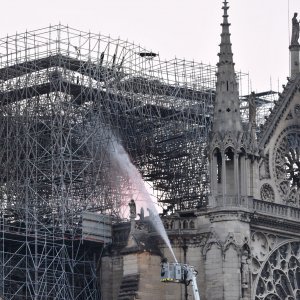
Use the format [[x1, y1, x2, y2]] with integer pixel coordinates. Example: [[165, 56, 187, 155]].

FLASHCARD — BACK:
[[224, 146, 235, 156], [178, 221, 182, 229], [212, 146, 222, 156], [241, 242, 251, 257], [203, 230, 222, 258], [189, 220, 195, 229], [224, 146, 235, 198], [169, 220, 174, 229], [183, 220, 188, 229], [212, 147, 222, 185], [223, 232, 239, 259]]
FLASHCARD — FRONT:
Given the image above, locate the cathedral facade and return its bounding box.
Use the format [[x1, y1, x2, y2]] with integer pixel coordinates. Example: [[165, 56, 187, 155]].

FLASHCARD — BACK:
[[102, 2, 300, 300]]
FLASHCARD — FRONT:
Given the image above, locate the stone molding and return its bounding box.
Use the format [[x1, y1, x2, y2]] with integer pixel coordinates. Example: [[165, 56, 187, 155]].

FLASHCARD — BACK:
[[167, 233, 209, 249], [258, 73, 300, 147], [208, 210, 251, 223], [203, 230, 248, 260]]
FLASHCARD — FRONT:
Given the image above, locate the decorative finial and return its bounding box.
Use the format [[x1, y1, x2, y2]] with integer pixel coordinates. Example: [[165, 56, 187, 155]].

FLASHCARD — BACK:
[[222, 0, 229, 17], [218, 0, 233, 65]]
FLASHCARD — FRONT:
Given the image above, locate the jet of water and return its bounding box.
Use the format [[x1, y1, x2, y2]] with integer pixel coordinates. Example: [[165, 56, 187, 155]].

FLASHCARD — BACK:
[[109, 135, 177, 263]]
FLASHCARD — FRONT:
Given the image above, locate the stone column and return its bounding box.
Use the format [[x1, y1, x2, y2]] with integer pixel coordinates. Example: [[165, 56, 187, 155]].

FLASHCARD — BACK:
[[240, 155, 247, 197], [290, 45, 300, 78], [222, 152, 226, 206], [210, 153, 216, 196], [234, 151, 239, 205]]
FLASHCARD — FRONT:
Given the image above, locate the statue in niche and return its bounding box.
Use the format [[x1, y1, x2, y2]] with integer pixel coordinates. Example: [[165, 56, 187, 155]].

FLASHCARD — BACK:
[[129, 199, 136, 220], [241, 250, 250, 298], [291, 12, 299, 45]]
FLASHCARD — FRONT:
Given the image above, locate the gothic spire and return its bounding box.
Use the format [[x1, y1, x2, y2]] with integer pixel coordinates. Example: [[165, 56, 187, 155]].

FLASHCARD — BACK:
[[209, 1, 258, 209], [212, 1, 242, 135], [218, 0, 233, 65]]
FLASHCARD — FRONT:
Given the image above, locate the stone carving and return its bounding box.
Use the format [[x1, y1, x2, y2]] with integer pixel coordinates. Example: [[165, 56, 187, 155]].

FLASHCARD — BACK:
[[285, 110, 293, 120], [210, 131, 243, 154], [204, 231, 252, 260], [267, 234, 277, 250], [251, 232, 269, 262], [294, 104, 300, 116], [138, 207, 144, 220], [127, 199, 139, 248], [250, 232, 280, 292], [254, 241, 300, 300], [291, 12, 300, 46], [223, 232, 239, 257], [202, 230, 222, 258], [259, 152, 270, 180], [241, 250, 250, 290], [260, 183, 275, 202], [171, 234, 209, 248], [249, 92, 257, 127], [129, 199, 136, 220], [251, 232, 278, 262], [273, 127, 300, 205]]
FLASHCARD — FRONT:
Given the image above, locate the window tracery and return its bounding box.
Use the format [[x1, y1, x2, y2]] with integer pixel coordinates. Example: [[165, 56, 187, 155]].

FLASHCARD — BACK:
[[274, 128, 300, 205], [254, 241, 300, 300], [260, 183, 275, 202]]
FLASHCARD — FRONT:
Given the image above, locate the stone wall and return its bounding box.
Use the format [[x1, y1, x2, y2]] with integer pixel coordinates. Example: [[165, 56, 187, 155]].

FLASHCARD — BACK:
[[101, 256, 123, 300]]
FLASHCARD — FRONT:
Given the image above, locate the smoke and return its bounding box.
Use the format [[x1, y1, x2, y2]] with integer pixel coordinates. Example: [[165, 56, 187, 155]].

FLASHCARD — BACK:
[[108, 134, 177, 262]]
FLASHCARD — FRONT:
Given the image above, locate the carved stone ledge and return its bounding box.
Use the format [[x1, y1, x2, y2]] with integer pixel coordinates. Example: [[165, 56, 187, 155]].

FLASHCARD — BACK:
[[250, 212, 300, 235], [165, 233, 209, 249], [208, 210, 251, 223]]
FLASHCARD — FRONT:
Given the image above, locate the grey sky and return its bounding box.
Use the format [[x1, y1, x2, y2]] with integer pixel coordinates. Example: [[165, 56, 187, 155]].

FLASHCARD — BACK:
[[1, 0, 299, 93]]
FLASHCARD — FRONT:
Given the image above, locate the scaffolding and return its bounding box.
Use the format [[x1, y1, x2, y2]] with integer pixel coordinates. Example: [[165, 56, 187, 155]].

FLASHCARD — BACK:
[[0, 24, 272, 299], [240, 91, 278, 127]]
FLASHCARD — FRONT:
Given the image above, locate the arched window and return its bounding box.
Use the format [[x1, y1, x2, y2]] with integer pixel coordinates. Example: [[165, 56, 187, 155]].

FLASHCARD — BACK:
[[164, 221, 169, 230], [190, 220, 195, 229], [170, 221, 174, 229], [213, 148, 222, 183], [183, 220, 188, 229]]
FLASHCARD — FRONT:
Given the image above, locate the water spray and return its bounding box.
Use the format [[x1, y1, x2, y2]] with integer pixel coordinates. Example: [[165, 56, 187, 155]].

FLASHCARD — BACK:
[[109, 134, 177, 263]]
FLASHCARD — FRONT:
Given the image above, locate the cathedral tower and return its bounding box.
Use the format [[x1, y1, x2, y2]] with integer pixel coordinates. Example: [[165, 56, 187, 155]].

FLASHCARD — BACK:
[[204, 3, 257, 298], [209, 0, 258, 208]]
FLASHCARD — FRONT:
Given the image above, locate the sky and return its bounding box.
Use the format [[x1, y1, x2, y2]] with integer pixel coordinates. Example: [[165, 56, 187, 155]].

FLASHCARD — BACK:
[[0, 0, 299, 93]]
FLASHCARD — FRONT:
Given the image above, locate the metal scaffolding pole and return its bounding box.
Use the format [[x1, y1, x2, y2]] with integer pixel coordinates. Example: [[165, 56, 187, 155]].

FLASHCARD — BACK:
[[0, 24, 272, 299]]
